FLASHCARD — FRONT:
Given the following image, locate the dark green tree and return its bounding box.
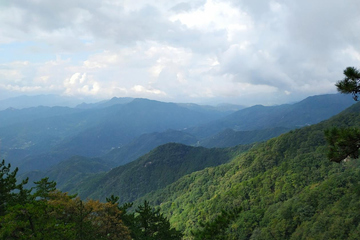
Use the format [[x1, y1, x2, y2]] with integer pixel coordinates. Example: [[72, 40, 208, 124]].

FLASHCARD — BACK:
[[336, 67, 360, 101], [325, 127, 360, 163], [134, 200, 183, 240], [326, 67, 360, 162], [0, 159, 30, 216], [112, 199, 183, 240], [191, 208, 242, 240], [33, 177, 57, 200]]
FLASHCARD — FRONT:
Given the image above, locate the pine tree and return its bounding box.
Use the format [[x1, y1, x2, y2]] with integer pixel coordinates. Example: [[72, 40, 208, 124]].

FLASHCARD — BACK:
[[326, 67, 360, 162]]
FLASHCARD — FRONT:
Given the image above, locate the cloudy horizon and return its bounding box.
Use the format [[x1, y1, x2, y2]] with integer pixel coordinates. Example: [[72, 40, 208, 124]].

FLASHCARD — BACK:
[[0, 0, 359, 106]]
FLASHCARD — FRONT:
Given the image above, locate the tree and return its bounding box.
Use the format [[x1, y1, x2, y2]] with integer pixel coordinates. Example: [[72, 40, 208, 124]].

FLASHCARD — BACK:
[[33, 177, 57, 200], [0, 179, 72, 239], [0, 159, 30, 216], [133, 200, 183, 240], [326, 66, 360, 162], [0, 174, 132, 240], [113, 199, 183, 240], [335, 67, 360, 101], [191, 208, 242, 240], [325, 127, 360, 163]]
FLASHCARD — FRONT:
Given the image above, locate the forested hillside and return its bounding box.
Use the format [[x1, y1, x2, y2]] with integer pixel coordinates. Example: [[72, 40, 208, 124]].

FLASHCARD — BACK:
[[71, 143, 252, 203], [133, 101, 360, 239]]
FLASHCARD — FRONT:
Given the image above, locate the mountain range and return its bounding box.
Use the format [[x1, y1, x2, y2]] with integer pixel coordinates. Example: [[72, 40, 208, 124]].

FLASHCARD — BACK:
[[12, 92, 360, 239], [3, 93, 354, 174]]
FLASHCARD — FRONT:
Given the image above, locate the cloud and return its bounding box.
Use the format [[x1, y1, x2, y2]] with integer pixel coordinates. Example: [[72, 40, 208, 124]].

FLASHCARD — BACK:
[[0, 0, 359, 105]]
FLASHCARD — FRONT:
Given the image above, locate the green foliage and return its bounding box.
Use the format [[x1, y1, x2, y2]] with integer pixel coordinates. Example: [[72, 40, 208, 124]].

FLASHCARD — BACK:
[[33, 177, 57, 200], [191, 208, 242, 240], [336, 66, 360, 101], [325, 127, 360, 162], [0, 164, 132, 240], [131, 200, 183, 240], [0, 159, 30, 216], [107, 197, 183, 240], [325, 66, 360, 163]]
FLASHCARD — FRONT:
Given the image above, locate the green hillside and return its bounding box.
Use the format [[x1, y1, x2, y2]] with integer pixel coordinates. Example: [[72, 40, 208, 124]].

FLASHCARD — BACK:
[[72, 143, 252, 204], [134, 102, 360, 239]]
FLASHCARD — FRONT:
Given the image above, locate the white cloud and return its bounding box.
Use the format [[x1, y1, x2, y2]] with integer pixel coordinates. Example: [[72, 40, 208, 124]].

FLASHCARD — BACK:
[[0, 0, 359, 105], [131, 85, 166, 96], [64, 72, 101, 96]]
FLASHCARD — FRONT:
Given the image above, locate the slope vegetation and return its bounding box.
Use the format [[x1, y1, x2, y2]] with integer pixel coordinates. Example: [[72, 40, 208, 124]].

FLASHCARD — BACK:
[[72, 143, 252, 204], [136, 102, 360, 239]]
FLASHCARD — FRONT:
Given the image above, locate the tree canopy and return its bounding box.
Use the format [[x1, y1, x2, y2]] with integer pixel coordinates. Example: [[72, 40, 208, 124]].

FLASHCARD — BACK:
[[326, 66, 360, 162], [336, 67, 360, 101], [0, 160, 181, 240]]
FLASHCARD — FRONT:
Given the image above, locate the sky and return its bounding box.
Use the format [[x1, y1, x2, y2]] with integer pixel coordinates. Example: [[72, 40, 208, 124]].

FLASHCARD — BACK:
[[0, 0, 359, 106]]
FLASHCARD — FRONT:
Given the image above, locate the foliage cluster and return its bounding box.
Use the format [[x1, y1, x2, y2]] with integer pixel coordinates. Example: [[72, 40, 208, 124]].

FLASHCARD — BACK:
[[108, 196, 183, 240], [0, 163, 181, 240], [325, 67, 360, 163], [0, 168, 131, 239]]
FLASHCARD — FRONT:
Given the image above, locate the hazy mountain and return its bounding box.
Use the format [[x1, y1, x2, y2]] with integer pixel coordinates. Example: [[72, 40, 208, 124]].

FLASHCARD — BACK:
[[0, 106, 107, 168], [176, 102, 245, 115], [0, 94, 90, 110], [199, 127, 291, 148], [186, 93, 355, 138], [75, 97, 134, 109], [90, 94, 356, 165], [2, 93, 354, 172], [2, 98, 230, 171], [53, 98, 228, 158], [19, 155, 112, 192], [103, 129, 198, 166], [0, 106, 83, 128]]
